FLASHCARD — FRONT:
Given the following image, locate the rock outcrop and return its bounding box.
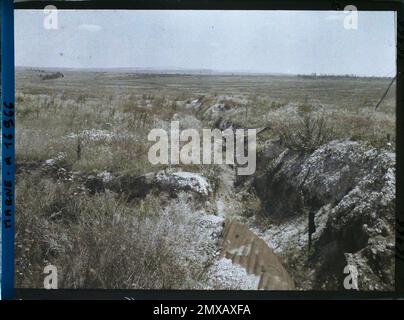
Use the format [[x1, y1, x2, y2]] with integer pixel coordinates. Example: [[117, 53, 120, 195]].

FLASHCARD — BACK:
[[253, 139, 395, 290], [103, 170, 212, 201]]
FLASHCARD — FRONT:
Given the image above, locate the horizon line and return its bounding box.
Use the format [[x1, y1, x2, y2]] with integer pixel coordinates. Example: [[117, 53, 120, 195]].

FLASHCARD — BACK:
[[15, 65, 396, 78]]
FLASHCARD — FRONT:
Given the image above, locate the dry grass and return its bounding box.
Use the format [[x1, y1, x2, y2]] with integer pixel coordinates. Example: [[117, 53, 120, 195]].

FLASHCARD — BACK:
[[15, 172, 205, 289], [14, 70, 396, 288]]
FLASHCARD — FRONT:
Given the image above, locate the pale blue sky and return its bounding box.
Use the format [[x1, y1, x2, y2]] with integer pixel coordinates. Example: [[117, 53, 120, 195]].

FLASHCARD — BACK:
[[15, 10, 396, 76]]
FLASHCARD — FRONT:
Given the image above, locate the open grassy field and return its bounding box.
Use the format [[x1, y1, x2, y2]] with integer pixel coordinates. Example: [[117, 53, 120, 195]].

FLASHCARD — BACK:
[[16, 69, 395, 168], [14, 68, 396, 289]]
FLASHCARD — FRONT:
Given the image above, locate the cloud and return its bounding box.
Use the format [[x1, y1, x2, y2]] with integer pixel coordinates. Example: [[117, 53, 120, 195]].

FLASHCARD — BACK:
[[78, 24, 102, 32]]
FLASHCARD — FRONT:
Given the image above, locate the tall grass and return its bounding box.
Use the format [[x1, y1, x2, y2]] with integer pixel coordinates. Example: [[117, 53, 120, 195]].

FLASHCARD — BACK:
[[15, 173, 206, 289]]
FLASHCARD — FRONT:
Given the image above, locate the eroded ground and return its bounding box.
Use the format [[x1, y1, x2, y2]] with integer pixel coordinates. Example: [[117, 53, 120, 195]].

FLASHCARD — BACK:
[[15, 69, 395, 290]]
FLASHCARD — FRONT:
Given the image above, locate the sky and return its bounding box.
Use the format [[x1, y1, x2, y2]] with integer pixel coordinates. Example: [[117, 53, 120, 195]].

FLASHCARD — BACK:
[[15, 10, 396, 76]]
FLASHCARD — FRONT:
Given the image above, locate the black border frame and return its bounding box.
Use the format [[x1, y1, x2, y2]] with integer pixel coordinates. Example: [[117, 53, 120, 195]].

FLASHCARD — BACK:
[[11, 0, 404, 300]]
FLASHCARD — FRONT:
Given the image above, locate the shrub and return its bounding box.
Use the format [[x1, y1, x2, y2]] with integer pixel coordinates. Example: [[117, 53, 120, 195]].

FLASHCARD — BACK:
[[279, 106, 330, 154]]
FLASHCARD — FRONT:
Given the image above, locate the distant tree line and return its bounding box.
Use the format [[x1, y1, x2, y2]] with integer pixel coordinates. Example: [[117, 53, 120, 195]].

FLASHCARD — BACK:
[[40, 72, 64, 81], [296, 73, 393, 80]]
